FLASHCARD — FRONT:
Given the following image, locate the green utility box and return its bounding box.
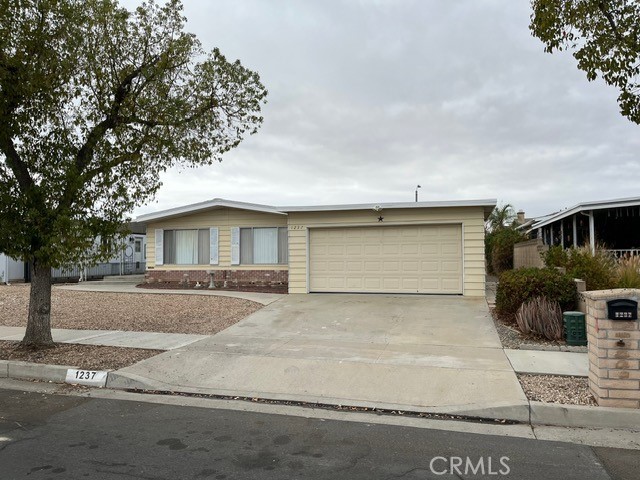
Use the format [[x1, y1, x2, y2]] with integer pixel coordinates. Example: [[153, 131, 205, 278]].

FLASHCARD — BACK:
[[563, 311, 587, 346]]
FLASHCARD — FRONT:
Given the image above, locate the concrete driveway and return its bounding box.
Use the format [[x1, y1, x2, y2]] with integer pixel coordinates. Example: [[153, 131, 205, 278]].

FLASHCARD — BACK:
[[111, 294, 528, 420]]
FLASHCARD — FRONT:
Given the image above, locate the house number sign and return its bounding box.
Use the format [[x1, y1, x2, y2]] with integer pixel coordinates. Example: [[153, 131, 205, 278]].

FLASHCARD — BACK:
[[65, 369, 108, 387]]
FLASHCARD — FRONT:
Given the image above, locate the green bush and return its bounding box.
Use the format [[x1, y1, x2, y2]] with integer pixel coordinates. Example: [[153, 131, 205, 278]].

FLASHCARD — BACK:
[[541, 245, 568, 269], [565, 247, 616, 291], [489, 228, 526, 274], [616, 256, 640, 288], [541, 246, 617, 291], [495, 267, 577, 322]]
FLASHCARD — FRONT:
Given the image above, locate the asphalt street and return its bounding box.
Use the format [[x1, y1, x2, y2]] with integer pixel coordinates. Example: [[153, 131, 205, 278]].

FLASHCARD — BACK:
[[0, 386, 637, 479]]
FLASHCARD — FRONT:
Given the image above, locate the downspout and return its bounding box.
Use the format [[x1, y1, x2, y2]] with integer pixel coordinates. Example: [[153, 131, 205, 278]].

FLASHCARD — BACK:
[[572, 215, 577, 248]]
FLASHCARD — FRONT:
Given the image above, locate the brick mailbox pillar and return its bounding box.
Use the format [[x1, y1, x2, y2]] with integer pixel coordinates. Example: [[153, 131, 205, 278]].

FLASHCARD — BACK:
[[583, 289, 640, 408]]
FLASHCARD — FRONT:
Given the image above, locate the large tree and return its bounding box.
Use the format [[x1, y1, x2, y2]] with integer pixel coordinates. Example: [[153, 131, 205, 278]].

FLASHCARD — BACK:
[[0, 0, 267, 347], [530, 0, 640, 124]]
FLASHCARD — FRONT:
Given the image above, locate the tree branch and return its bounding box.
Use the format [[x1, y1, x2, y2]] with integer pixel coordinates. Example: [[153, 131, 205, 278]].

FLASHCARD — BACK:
[[0, 133, 34, 191], [597, 1, 625, 44]]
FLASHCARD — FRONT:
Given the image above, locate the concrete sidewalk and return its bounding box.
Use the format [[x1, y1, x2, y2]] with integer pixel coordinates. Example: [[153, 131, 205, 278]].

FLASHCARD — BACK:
[[55, 282, 283, 306], [505, 349, 588, 377], [0, 326, 206, 350]]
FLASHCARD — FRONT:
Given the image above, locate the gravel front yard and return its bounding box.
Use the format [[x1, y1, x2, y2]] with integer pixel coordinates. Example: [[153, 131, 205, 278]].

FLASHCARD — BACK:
[[0, 284, 263, 335], [0, 341, 162, 370], [518, 374, 596, 406]]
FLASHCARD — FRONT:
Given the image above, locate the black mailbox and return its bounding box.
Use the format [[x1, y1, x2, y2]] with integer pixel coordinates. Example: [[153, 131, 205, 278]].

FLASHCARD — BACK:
[[607, 299, 638, 321]]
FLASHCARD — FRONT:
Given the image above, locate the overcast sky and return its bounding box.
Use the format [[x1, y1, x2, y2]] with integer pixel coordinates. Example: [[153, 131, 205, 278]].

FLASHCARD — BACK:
[[129, 0, 639, 219]]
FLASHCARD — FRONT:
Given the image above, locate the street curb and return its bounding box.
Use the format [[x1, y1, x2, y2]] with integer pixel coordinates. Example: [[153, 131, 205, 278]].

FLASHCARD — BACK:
[[104, 371, 532, 422], [4, 360, 640, 430], [4, 360, 77, 383], [530, 401, 640, 429]]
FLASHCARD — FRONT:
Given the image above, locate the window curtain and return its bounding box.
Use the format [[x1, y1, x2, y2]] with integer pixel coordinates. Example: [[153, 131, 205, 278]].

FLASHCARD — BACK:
[[163, 230, 175, 265], [253, 228, 278, 264], [175, 230, 198, 264]]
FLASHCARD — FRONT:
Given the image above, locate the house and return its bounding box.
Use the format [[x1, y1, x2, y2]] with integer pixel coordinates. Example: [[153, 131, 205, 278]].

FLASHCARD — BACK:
[[529, 196, 640, 257], [136, 198, 496, 296], [0, 253, 26, 284], [1, 226, 147, 284]]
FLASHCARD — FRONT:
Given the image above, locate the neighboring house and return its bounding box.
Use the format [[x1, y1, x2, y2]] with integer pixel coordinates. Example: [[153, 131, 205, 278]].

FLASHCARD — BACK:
[[528, 196, 640, 257], [1, 225, 146, 284], [0, 253, 26, 284], [137, 198, 496, 296]]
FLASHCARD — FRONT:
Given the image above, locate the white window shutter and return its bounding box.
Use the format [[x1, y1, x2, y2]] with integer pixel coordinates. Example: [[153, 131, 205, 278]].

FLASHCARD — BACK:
[[154, 229, 163, 266], [230, 227, 240, 265], [209, 227, 219, 265]]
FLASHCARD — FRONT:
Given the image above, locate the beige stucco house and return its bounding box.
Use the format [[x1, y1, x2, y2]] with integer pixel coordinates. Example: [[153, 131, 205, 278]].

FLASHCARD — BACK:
[[136, 198, 496, 296]]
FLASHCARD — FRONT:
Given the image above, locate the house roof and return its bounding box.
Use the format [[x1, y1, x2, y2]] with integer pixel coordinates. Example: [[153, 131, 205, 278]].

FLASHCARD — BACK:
[[135, 198, 497, 223], [531, 196, 640, 230], [135, 198, 286, 223]]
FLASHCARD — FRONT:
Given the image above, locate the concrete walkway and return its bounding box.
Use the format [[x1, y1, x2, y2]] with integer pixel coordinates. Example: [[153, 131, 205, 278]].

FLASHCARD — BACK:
[[505, 349, 588, 377], [0, 326, 206, 350], [55, 282, 284, 305]]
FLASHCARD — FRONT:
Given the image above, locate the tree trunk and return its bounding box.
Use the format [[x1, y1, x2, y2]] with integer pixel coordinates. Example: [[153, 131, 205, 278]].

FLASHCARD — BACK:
[[22, 261, 54, 348]]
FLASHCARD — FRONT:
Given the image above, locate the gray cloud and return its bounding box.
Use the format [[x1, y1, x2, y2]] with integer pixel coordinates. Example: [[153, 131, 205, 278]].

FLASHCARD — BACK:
[[128, 0, 639, 219]]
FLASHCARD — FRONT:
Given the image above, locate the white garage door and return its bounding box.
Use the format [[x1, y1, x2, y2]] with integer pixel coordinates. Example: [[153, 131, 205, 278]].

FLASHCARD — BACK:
[[309, 225, 462, 294]]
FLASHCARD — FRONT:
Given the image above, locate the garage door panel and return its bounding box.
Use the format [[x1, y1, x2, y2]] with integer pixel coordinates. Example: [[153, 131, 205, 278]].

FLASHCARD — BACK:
[[420, 244, 438, 255], [310, 225, 462, 294], [382, 244, 400, 254], [441, 244, 460, 255], [383, 261, 400, 272], [442, 278, 462, 291], [401, 244, 419, 255], [346, 261, 363, 271], [442, 261, 461, 272], [383, 278, 401, 289], [421, 261, 439, 272], [364, 277, 382, 289], [420, 278, 440, 290]]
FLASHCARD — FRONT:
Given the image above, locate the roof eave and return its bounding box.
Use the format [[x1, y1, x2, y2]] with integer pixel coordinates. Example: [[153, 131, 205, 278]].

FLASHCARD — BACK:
[[279, 199, 497, 213], [532, 197, 640, 230]]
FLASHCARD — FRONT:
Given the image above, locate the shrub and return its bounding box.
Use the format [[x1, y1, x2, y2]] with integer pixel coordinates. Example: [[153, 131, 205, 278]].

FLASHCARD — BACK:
[[616, 256, 640, 288], [495, 267, 577, 322], [490, 228, 526, 274], [541, 245, 568, 269], [542, 246, 617, 291], [515, 297, 564, 340], [565, 246, 616, 291]]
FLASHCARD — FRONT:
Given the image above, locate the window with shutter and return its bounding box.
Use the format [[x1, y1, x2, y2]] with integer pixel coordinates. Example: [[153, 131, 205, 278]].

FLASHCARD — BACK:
[[154, 229, 163, 265], [209, 227, 219, 265]]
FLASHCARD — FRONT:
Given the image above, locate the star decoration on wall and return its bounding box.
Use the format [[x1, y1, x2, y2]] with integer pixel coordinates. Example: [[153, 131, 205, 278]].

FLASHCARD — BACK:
[[378, 216, 384, 222]]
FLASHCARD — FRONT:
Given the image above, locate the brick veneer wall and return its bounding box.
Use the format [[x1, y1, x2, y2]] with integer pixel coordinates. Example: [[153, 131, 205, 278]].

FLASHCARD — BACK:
[[584, 289, 640, 409], [145, 269, 288, 286]]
